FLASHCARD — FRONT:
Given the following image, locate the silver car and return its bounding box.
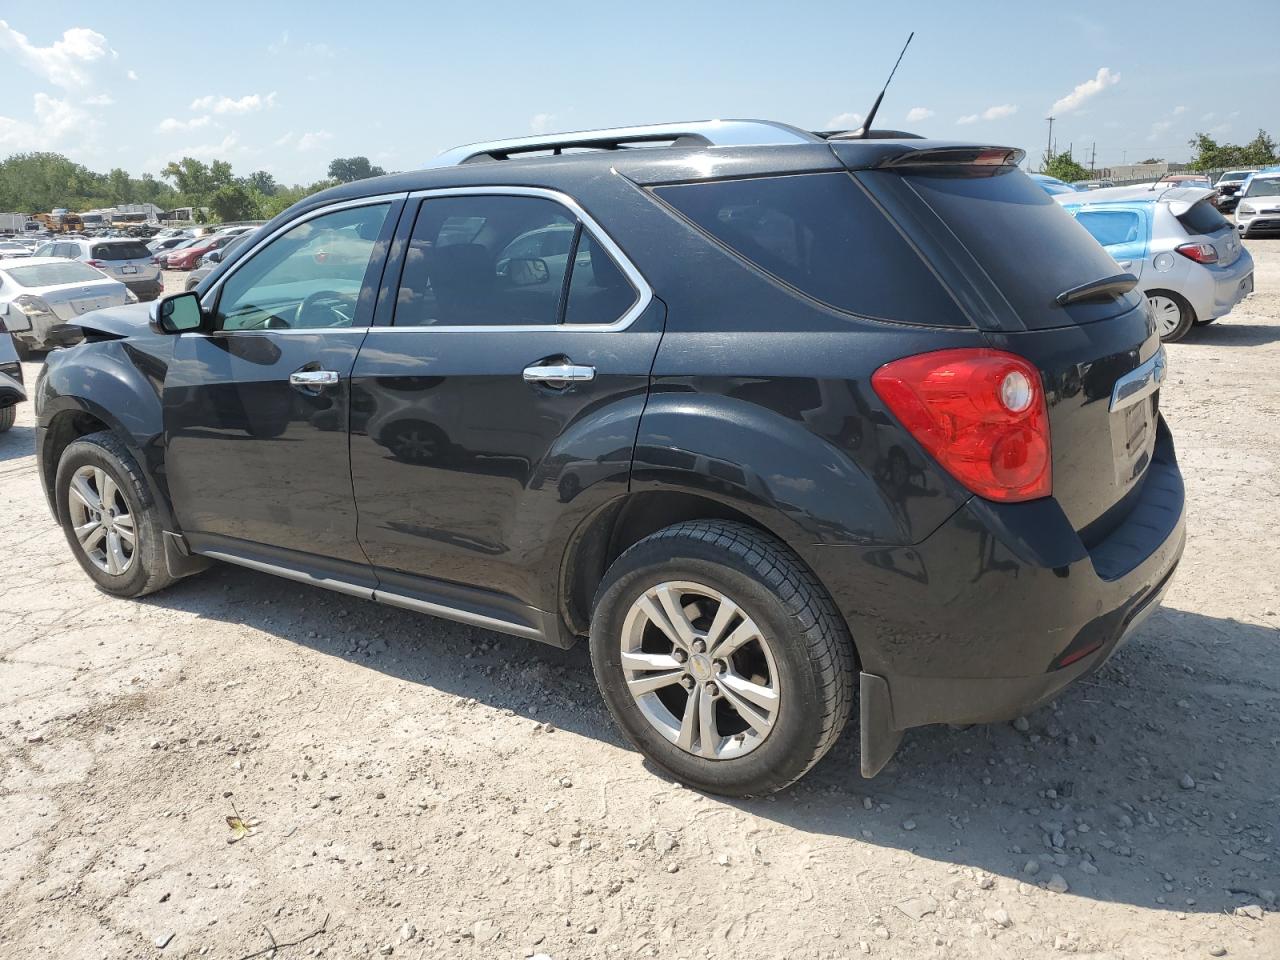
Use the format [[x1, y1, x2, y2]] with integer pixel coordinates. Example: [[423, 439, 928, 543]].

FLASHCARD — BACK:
[[1056, 185, 1254, 342], [0, 257, 130, 356], [0, 325, 24, 433], [1235, 172, 1280, 238], [31, 236, 163, 301]]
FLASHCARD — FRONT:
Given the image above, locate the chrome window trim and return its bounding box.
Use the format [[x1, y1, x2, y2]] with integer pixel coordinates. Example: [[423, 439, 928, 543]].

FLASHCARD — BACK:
[[364, 185, 652, 334], [199, 191, 408, 327]]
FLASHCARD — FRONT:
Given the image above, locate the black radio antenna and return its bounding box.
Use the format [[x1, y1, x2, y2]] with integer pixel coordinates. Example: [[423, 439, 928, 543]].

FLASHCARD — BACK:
[[853, 31, 914, 138]]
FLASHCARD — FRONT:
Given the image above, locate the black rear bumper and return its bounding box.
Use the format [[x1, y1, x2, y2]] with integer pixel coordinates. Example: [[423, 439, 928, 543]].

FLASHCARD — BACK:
[[805, 418, 1185, 776]]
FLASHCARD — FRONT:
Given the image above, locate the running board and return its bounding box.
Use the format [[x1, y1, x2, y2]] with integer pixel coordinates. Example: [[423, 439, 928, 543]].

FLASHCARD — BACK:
[[191, 537, 556, 645]]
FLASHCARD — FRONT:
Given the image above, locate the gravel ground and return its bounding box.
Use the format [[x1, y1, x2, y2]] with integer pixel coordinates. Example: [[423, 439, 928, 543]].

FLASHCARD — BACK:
[[1, 257, 1277, 960]]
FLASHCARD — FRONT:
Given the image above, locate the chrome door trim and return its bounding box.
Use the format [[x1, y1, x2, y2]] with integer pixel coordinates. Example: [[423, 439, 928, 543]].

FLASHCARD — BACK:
[[522, 363, 596, 383], [1110, 347, 1167, 413], [289, 369, 341, 387]]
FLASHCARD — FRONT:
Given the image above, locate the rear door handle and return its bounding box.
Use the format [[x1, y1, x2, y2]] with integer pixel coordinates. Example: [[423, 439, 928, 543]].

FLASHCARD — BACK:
[[289, 369, 341, 388], [522, 363, 595, 384]]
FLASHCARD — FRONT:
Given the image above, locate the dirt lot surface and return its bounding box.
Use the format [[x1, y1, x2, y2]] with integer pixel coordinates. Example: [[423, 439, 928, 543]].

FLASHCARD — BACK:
[[2, 257, 1277, 960]]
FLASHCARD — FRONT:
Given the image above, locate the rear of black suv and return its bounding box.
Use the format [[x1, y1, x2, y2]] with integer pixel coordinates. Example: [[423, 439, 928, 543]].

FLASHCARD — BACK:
[[624, 140, 1184, 778]]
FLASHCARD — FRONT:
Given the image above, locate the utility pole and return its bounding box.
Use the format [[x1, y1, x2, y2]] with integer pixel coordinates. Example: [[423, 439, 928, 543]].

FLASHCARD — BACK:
[[1090, 142, 1096, 172], [1045, 115, 1055, 166]]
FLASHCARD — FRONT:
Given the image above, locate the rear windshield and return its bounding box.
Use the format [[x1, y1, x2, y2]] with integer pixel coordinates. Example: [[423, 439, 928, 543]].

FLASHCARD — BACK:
[[651, 172, 964, 326], [1176, 199, 1230, 235], [92, 241, 151, 260], [900, 168, 1130, 327], [5, 261, 105, 286]]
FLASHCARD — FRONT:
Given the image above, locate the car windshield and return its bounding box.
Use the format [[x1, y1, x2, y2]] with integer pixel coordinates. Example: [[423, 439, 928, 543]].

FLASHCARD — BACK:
[[1219, 172, 1249, 182], [5, 261, 106, 286], [1245, 178, 1280, 197]]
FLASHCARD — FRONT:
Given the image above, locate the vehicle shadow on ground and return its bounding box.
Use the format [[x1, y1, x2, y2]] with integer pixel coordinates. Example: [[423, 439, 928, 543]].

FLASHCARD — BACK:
[[143, 564, 1279, 915], [0, 423, 36, 462], [1186, 322, 1280, 346]]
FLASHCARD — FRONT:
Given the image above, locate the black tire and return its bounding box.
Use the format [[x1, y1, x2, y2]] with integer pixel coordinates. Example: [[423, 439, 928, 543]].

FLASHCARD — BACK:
[[0, 405, 14, 432], [1194, 316, 1218, 326], [589, 520, 855, 796], [1148, 289, 1195, 343], [55, 431, 176, 598]]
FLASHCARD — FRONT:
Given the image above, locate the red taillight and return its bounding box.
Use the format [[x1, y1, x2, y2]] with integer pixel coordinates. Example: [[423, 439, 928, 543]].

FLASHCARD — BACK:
[[1175, 242, 1218, 264], [85, 258, 106, 268], [871, 348, 1052, 502]]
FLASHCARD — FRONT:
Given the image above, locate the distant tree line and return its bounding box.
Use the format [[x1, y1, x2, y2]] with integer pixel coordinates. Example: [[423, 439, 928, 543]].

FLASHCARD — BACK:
[[0, 152, 393, 223], [1186, 130, 1278, 172]]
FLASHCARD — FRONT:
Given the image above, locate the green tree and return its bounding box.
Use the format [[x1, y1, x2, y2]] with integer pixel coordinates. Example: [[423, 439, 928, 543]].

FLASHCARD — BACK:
[[208, 183, 260, 222], [245, 170, 278, 196], [1240, 129, 1278, 167], [1042, 149, 1091, 183], [327, 156, 386, 183], [106, 167, 135, 205]]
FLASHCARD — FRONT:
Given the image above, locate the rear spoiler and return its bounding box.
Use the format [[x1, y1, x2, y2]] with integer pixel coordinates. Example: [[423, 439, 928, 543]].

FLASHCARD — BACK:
[[1055, 273, 1139, 306], [875, 146, 1026, 169]]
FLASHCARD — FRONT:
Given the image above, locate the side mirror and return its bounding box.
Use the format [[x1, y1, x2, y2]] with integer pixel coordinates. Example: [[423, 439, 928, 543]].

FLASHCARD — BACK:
[[206, 249, 223, 263], [503, 257, 550, 287], [150, 291, 207, 335]]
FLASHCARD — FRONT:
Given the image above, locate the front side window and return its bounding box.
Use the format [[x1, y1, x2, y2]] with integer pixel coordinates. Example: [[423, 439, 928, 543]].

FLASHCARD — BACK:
[[215, 203, 390, 331]]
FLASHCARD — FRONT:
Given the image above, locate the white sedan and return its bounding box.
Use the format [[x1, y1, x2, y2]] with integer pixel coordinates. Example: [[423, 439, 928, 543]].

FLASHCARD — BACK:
[[0, 240, 33, 260], [1, 257, 131, 356]]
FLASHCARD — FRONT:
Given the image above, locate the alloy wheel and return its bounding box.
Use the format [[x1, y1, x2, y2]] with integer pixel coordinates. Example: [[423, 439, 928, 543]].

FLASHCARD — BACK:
[[620, 581, 780, 760], [1148, 294, 1182, 338], [66, 465, 136, 576]]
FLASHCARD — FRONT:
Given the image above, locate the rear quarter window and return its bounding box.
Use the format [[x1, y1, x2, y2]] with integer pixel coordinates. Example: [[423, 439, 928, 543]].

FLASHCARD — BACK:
[[652, 172, 965, 327], [1176, 200, 1230, 236], [1074, 210, 1144, 246]]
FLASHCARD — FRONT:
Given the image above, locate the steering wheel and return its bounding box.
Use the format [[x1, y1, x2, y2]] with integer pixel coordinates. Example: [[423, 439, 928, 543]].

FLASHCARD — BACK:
[[296, 290, 355, 328]]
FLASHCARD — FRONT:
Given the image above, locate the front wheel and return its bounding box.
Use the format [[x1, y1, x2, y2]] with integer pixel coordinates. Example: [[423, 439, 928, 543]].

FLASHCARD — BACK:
[[0, 405, 15, 433], [55, 431, 177, 598], [590, 521, 855, 796], [1148, 289, 1195, 343]]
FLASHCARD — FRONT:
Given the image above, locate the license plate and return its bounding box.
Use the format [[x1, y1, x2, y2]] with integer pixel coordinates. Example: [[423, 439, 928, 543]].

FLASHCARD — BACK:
[[1112, 398, 1156, 485], [121, 265, 137, 275]]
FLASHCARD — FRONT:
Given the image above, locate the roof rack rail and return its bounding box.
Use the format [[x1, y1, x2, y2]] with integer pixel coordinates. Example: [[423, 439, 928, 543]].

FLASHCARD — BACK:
[[426, 119, 823, 167]]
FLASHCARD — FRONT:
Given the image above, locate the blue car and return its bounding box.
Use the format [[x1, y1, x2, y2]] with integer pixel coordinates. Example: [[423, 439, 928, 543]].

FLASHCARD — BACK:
[[1029, 173, 1079, 196]]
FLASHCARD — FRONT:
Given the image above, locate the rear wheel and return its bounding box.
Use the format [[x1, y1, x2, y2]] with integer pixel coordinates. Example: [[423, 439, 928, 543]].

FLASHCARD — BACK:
[[589, 521, 855, 796], [1148, 289, 1195, 343], [1194, 316, 1218, 326], [0, 405, 15, 433], [55, 431, 176, 598]]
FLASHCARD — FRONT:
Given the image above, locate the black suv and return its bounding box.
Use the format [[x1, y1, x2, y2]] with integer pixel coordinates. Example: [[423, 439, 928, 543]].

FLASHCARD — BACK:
[[34, 120, 1184, 796]]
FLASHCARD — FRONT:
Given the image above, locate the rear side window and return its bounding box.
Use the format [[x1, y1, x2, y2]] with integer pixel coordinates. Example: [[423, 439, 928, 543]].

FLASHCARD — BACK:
[[653, 172, 963, 326], [93, 242, 151, 260], [1175, 200, 1229, 236], [1074, 210, 1143, 246]]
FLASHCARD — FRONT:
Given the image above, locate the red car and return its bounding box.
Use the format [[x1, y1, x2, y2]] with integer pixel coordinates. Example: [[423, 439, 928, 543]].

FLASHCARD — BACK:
[[163, 233, 237, 270]]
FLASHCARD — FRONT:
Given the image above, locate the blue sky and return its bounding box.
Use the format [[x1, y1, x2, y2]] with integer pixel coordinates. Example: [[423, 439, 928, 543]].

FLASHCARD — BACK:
[[2, 1, 1278, 184]]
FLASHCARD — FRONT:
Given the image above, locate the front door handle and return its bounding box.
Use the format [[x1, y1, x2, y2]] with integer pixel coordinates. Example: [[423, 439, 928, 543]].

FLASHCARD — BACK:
[[289, 369, 341, 388], [522, 362, 595, 384]]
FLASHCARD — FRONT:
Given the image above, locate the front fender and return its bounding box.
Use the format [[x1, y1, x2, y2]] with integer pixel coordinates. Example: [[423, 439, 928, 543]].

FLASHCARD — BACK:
[[38, 341, 176, 530]]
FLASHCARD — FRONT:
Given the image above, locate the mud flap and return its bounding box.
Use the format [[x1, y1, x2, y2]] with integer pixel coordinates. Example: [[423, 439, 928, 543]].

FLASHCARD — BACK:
[[859, 672, 904, 778], [164, 530, 212, 579]]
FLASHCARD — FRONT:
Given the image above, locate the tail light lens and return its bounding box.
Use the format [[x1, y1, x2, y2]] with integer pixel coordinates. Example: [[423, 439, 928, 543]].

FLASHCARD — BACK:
[[871, 348, 1052, 502], [85, 258, 108, 269], [1175, 242, 1218, 264]]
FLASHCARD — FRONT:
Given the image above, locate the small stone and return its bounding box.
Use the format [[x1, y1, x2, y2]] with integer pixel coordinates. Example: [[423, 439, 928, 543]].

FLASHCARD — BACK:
[[977, 874, 995, 890], [473, 919, 501, 943], [398, 923, 416, 943], [1178, 773, 1195, 790], [666, 863, 679, 874], [1208, 948, 1226, 957], [1080, 861, 1098, 876], [150, 739, 162, 750], [1234, 904, 1264, 920], [154, 933, 175, 949], [858, 942, 871, 955], [862, 797, 873, 810], [895, 894, 937, 921], [985, 907, 1011, 928], [902, 820, 917, 831], [558, 776, 573, 789], [1012, 716, 1030, 732], [1046, 874, 1070, 894], [654, 832, 678, 856], [378, 946, 393, 957], [1023, 860, 1041, 876], [873, 923, 891, 940]]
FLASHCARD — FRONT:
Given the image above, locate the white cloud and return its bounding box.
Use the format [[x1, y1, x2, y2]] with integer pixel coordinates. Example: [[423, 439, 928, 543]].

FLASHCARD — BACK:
[[127, 69, 138, 81], [0, 19, 110, 88], [1172, 105, 1186, 116], [1147, 120, 1173, 142], [530, 112, 557, 134], [825, 111, 863, 131], [1051, 67, 1120, 115], [172, 132, 243, 160], [274, 131, 295, 147], [157, 115, 212, 133], [957, 104, 1018, 125], [85, 93, 114, 106], [905, 106, 934, 123], [0, 93, 92, 148], [190, 92, 277, 114], [296, 130, 333, 152]]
